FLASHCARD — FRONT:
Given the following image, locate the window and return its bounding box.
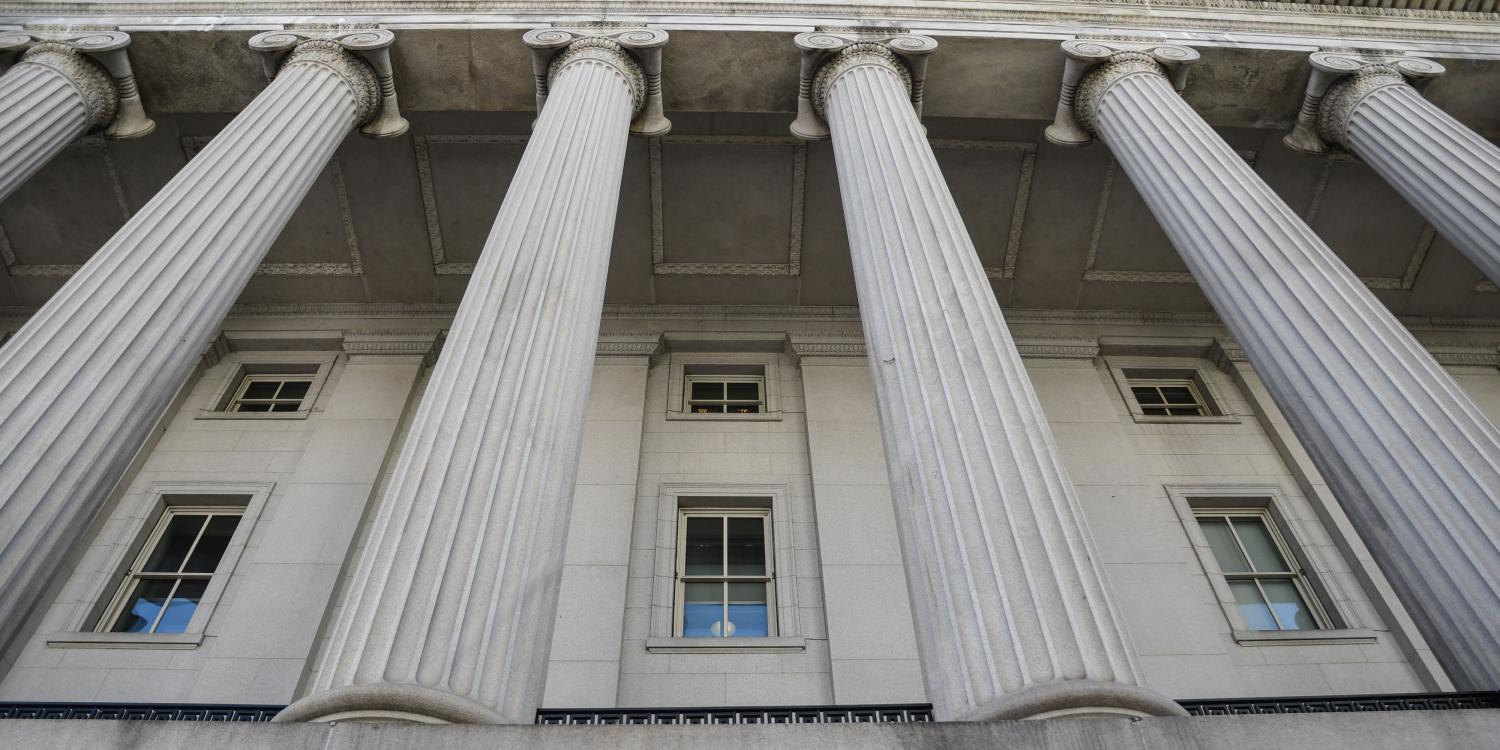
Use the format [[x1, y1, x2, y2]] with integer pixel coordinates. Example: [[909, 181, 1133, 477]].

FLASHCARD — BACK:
[[98, 508, 243, 634], [228, 374, 313, 413], [1129, 378, 1209, 417], [675, 509, 775, 638], [1195, 510, 1325, 631], [685, 375, 764, 414]]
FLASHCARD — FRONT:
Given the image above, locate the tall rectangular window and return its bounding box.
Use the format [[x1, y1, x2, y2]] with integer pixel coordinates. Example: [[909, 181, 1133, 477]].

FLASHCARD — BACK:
[[1195, 510, 1324, 631], [675, 510, 775, 637], [99, 508, 243, 634]]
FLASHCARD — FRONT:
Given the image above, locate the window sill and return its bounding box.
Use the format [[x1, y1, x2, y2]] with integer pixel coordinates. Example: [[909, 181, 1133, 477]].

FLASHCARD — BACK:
[[1233, 628, 1376, 646], [1131, 414, 1240, 424], [195, 409, 311, 421], [46, 632, 203, 650], [666, 411, 783, 422], [646, 636, 805, 654]]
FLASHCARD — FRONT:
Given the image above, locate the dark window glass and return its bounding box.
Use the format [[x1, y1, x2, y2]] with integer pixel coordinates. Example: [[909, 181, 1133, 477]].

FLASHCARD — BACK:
[[725, 382, 759, 401], [184, 515, 240, 573], [277, 381, 311, 400], [726, 517, 766, 576], [141, 515, 207, 572], [683, 517, 722, 576], [1132, 386, 1163, 405]]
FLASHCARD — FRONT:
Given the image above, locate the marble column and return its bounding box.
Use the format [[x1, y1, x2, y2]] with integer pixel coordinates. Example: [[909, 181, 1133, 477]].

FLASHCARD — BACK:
[[1286, 52, 1500, 286], [276, 29, 664, 725], [0, 34, 383, 657], [0, 31, 154, 203], [791, 32, 1184, 722], [1050, 40, 1500, 690]]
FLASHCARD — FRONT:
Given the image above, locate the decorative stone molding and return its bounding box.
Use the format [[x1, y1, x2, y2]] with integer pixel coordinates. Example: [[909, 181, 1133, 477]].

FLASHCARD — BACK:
[[200, 332, 231, 369], [596, 333, 665, 364], [524, 27, 668, 137], [785, 335, 866, 366], [1284, 51, 1444, 155], [1045, 39, 1198, 147], [248, 28, 406, 138], [0, 28, 152, 139], [790, 30, 936, 141], [342, 329, 444, 368], [1012, 336, 1101, 359]]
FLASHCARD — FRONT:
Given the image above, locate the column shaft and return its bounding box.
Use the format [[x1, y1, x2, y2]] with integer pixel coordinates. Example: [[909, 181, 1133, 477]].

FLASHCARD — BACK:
[[819, 44, 1183, 721], [0, 43, 115, 203], [1085, 55, 1500, 690], [0, 43, 372, 656], [1334, 74, 1500, 284], [278, 40, 641, 725]]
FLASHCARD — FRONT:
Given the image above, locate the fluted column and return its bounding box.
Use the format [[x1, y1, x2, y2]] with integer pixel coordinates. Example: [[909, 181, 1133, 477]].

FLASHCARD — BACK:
[[277, 30, 661, 725], [0, 36, 381, 657], [1289, 53, 1500, 285], [793, 33, 1184, 722], [1058, 42, 1500, 690], [0, 42, 116, 203]]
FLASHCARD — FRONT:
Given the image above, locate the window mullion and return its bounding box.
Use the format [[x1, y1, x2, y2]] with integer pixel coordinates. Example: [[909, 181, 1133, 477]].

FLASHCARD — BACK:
[[145, 578, 183, 634], [1224, 516, 1261, 574], [1252, 578, 1285, 631], [174, 513, 213, 575]]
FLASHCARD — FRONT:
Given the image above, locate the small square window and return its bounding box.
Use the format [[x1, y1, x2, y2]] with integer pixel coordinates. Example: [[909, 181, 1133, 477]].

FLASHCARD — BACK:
[[99, 507, 243, 634], [229, 374, 314, 413], [675, 510, 776, 638], [1129, 378, 1210, 417], [685, 375, 765, 415], [1194, 510, 1326, 631]]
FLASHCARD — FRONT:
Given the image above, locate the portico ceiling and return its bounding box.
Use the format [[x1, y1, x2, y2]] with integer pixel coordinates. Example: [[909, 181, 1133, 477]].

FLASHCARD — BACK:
[[2, 26, 1499, 319]]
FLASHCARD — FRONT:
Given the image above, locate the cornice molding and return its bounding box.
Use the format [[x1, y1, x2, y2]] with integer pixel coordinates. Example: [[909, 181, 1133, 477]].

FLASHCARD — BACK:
[[596, 332, 666, 363], [342, 328, 444, 366]]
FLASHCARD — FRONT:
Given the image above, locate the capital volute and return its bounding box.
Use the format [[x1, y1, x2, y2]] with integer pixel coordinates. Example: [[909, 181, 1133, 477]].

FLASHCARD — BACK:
[[248, 29, 408, 138], [1, 29, 154, 139], [1283, 50, 1444, 155], [789, 30, 937, 142], [524, 27, 670, 137], [1044, 39, 1199, 148]]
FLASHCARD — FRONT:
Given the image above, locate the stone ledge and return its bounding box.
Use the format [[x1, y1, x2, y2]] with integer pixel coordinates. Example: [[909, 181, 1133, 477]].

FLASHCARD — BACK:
[[3, 709, 1500, 748]]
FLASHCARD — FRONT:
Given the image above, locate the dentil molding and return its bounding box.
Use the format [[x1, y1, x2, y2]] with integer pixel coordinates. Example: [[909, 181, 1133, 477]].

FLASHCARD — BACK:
[[0, 28, 152, 139]]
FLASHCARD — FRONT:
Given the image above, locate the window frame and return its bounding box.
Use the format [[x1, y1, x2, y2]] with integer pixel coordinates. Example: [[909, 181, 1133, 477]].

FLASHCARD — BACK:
[[95, 506, 246, 635], [226, 374, 317, 414], [1128, 377, 1211, 417], [49, 482, 273, 649], [1103, 357, 1240, 424], [683, 374, 767, 415], [665, 353, 783, 422], [1165, 484, 1376, 647], [1191, 508, 1331, 632], [198, 353, 335, 420], [673, 508, 777, 638]]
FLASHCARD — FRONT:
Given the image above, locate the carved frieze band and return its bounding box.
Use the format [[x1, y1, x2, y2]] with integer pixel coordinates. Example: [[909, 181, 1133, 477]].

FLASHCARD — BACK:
[[650, 135, 805, 277], [790, 30, 936, 141], [181, 137, 363, 276], [1284, 50, 1444, 155], [524, 27, 669, 137], [342, 328, 444, 367], [248, 28, 407, 138], [0, 28, 153, 139], [1045, 39, 1199, 148], [596, 333, 665, 364]]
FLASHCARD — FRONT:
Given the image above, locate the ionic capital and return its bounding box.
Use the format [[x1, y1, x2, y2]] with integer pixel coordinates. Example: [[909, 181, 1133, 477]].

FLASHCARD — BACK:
[[1045, 39, 1199, 147], [1284, 51, 1444, 155], [524, 27, 669, 137], [0, 29, 154, 139], [789, 30, 936, 141], [248, 29, 407, 138]]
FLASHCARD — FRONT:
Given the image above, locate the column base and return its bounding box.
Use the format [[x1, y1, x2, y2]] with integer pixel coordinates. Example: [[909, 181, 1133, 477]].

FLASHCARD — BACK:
[[274, 683, 509, 725], [957, 680, 1188, 721]]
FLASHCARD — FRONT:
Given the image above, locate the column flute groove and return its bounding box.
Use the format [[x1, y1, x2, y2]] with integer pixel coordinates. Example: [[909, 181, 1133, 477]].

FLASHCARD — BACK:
[[0, 35, 382, 659], [795, 32, 1183, 721], [1064, 44, 1500, 690], [277, 30, 660, 725]]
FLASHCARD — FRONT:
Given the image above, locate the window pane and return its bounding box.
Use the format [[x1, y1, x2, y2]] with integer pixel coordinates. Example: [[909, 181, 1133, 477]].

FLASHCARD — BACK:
[[1160, 386, 1197, 405], [1229, 581, 1278, 631], [1131, 386, 1164, 405], [1167, 407, 1203, 416], [236, 403, 272, 412], [1142, 407, 1168, 416], [184, 515, 240, 573], [271, 403, 300, 412], [1231, 517, 1290, 572], [1261, 579, 1318, 630], [725, 382, 759, 401], [728, 404, 761, 414], [1199, 518, 1250, 573], [241, 380, 280, 399], [682, 582, 722, 638], [683, 517, 722, 576], [277, 381, 311, 400], [154, 579, 208, 634], [691, 404, 725, 414], [110, 579, 176, 633], [690, 381, 722, 400], [142, 515, 208, 573], [727, 582, 769, 637], [726, 517, 766, 576]]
